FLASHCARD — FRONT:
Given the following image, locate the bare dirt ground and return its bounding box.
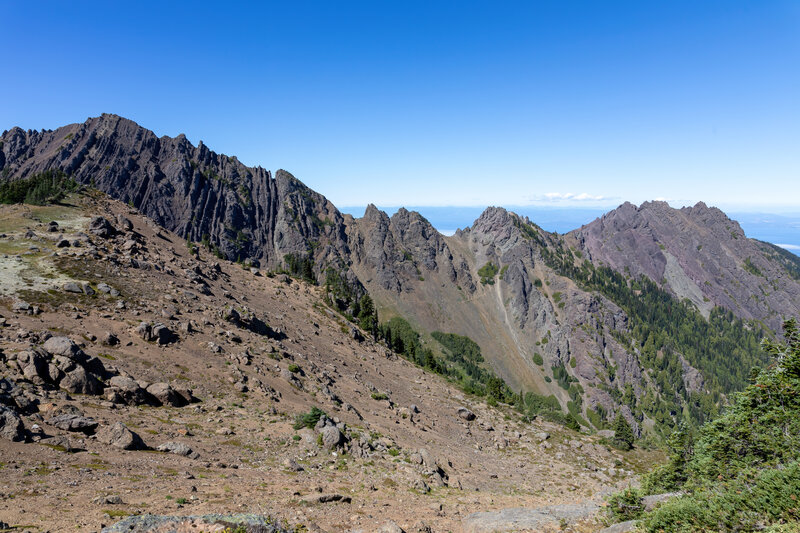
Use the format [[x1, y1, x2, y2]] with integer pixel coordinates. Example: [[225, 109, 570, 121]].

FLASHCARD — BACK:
[[0, 194, 660, 532]]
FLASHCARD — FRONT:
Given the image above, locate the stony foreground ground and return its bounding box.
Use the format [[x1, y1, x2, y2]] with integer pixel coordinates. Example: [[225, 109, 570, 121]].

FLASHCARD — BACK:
[[0, 195, 659, 532]]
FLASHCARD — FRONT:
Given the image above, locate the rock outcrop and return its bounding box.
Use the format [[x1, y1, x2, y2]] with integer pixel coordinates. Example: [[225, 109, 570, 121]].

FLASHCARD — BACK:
[[570, 201, 800, 330]]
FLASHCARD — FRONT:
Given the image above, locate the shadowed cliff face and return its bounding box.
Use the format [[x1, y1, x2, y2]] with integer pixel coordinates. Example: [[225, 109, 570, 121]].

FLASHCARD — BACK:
[[0, 114, 350, 270], [569, 201, 800, 331]]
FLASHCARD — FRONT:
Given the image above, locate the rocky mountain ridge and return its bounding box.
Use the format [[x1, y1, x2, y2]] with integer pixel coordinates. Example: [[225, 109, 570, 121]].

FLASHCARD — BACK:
[[0, 193, 649, 532], [3, 115, 798, 438], [568, 200, 800, 331]]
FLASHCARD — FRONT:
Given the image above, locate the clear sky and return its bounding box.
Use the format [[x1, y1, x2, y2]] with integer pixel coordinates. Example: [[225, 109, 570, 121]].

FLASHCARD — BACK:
[[2, 1, 799, 212]]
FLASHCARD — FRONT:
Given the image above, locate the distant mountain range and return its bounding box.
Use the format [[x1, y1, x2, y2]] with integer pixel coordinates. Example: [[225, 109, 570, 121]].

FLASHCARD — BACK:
[[339, 206, 800, 255], [3, 114, 799, 437]]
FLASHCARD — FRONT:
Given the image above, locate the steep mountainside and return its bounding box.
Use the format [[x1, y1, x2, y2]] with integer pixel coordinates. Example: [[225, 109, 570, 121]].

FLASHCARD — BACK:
[[2, 115, 796, 440], [568, 201, 800, 331], [347, 206, 648, 433], [0, 193, 652, 532], [1, 114, 350, 271]]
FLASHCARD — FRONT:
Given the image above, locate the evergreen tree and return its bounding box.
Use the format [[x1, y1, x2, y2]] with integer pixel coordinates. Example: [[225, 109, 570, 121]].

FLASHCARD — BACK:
[[612, 412, 635, 450]]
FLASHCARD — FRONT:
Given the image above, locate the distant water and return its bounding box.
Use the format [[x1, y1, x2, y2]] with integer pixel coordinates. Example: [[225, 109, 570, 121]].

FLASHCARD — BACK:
[[340, 206, 800, 257]]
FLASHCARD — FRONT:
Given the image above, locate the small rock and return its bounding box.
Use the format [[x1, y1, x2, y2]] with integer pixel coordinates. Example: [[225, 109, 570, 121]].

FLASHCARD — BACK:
[[310, 493, 351, 504], [63, 282, 83, 293], [283, 457, 304, 472], [157, 441, 199, 459], [101, 332, 119, 346], [457, 407, 476, 421], [376, 520, 405, 533]]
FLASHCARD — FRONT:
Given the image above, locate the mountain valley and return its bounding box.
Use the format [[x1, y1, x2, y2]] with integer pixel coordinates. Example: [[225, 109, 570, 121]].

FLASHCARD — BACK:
[[1, 115, 799, 532]]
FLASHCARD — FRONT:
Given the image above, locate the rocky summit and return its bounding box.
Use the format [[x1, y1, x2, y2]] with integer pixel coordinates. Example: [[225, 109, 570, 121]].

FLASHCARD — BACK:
[[1, 115, 799, 531]]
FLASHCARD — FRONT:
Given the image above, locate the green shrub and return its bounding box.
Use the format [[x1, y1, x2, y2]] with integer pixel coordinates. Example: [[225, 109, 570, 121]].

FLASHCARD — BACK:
[[292, 406, 326, 430], [371, 392, 388, 401], [287, 363, 301, 373], [532, 353, 544, 366], [478, 262, 499, 285], [642, 463, 800, 532], [607, 487, 645, 521]]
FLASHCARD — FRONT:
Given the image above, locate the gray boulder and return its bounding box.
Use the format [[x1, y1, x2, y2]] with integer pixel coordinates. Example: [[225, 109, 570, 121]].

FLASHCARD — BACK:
[[96, 422, 146, 450], [457, 407, 476, 421], [463, 503, 601, 533], [116, 215, 133, 231], [0, 406, 26, 442], [43, 336, 82, 359], [60, 367, 104, 395], [157, 441, 199, 459], [146, 382, 187, 407], [47, 413, 98, 434], [320, 425, 344, 450], [107, 375, 153, 405], [89, 216, 116, 238], [63, 282, 83, 293]]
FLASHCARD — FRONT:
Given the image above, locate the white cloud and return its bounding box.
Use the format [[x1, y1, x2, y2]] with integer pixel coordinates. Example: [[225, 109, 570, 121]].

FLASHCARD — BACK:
[[776, 243, 800, 251], [530, 192, 616, 203]]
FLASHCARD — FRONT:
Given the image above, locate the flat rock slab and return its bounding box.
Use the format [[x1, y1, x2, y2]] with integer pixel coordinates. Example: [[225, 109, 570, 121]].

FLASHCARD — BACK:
[[463, 502, 600, 533], [101, 513, 292, 532]]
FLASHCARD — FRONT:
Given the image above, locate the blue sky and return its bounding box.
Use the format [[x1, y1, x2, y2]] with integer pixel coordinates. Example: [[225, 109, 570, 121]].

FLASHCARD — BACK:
[[2, 1, 799, 212]]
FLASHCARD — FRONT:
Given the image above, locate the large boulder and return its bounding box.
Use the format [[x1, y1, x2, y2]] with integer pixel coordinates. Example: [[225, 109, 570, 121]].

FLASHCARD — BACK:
[[47, 413, 98, 434], [42, 337, 82, 359], [146, 383, 187, 407], [136, 322, 175, 345], [320, 425, 344, 450], [107, 376, 154, 405], [89, 216, 117, 238], [60, 367, 104, 395], [0, 406, 26, 442], [96, 422, 146, 450]]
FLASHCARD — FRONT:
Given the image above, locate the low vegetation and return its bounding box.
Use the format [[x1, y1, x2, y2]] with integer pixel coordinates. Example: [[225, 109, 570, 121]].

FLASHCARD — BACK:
[[615, 319, 800, 531], [0, 169, 79, 205], [537, 228, 767, 434], [477, 261, 499, 285]]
